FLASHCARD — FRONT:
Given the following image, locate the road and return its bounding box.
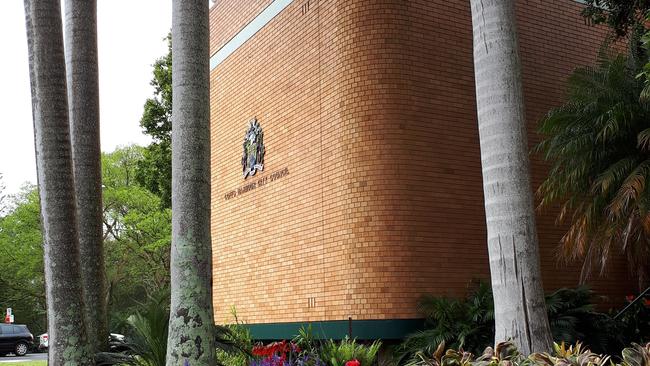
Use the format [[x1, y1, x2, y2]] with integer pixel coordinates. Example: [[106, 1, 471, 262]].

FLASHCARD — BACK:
[[0, 353, 47, 363]]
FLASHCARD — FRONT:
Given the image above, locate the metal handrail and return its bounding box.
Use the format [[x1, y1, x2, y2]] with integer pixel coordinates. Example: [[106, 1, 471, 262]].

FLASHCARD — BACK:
[[613, 286, 650, 320]]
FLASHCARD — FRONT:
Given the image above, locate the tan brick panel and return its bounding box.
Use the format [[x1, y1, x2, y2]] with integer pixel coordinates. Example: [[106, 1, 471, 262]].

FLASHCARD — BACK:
[[210, 0, 635, 325]]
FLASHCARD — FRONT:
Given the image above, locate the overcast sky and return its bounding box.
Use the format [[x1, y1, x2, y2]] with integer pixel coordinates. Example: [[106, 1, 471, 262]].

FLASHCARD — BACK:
[[0, 1, 172, 195]]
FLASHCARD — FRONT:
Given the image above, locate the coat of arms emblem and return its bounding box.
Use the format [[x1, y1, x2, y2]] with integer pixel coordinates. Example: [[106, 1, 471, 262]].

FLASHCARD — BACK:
[[241, 118, 265, 179]]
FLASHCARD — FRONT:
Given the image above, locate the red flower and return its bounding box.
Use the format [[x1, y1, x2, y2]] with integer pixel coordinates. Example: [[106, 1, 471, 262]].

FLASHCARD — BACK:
[[626, 295, 635, 302], [252, 340, 301, 366], [346, 359, 361, 366], [643, 298, 650, 307]]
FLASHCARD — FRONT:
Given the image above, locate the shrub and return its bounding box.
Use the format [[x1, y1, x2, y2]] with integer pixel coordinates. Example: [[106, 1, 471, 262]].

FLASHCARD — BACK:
[[405, 341, 650, 366], [319, 337, 381, 366], [216, 308, 254, 366], [96, 295, 249, 366], [398, 282, 494, 358], [398, 283, 650, 365], [545, 286, 623, 354], [618, 296, 650, 347], [249, 335, 380, 366]]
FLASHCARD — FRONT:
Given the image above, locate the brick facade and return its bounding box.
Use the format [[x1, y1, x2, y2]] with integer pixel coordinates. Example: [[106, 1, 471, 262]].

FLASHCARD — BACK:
[[209, 0, 635, 326]]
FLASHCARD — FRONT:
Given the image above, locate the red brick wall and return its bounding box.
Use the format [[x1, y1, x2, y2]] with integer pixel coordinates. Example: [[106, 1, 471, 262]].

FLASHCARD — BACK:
[[209, 0, 635, 325]]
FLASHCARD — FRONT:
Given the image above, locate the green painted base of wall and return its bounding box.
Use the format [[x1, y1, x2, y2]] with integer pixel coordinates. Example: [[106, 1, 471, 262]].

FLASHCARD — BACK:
[[244, 319, 425, 340]]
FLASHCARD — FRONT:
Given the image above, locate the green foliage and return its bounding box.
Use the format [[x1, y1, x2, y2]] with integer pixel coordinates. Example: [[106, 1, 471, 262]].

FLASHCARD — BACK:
[[580, 1, 650, 38], [135, 34, 172, 208], [536, 51, 650, 284], [320, 337, 381, 366], [620, 342, 650, 366], [293, 325, 321, 355], [98, 296, 251, 366], [639, 19, 650, 105], [402, 341, 650, 366], [135, 142, 171, 209], [139, 35, 171, 143], [102, 145, 172, 330], [0, 186, 46, 334], [527, 342, 610, 366], [399, 284, 649, 364], [545, 287, 626, 355], [399, 282, 494, 358], [97, 291, 169, 366], [403, 342, 474, 366], [126, 292, 170, 366], [97, 291, 170, 366], [0, 146, 171, 340], [546, 287, 593, 342], [617, 297, 650, 347], [216, 308, 254, 366]]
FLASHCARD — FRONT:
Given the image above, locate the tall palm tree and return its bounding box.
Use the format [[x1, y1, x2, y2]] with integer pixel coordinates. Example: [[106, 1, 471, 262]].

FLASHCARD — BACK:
[[24, 0, 93, 364], [469, 0, 553, 354], [166, 0, 215, 364], [537, 53, 650, 289], [64, 0, 107, 353]]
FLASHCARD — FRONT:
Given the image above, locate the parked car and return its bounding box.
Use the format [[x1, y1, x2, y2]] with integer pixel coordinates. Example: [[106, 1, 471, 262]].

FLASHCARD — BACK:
[[37, 333, 47, 352], [0, 324, 33, 356], [38, 332, 126, 352]]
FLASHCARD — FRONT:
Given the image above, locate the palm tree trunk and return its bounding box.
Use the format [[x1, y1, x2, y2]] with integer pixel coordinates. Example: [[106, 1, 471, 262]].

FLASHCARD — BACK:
[[469, 0, 552, 354], [24, 0, 93, 364], [64, 0, 107, 353], [166, 0, 215, 364]]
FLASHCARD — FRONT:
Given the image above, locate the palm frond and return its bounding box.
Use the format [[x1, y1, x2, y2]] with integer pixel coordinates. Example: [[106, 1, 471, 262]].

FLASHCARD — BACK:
[[536, 49, 650, 281]]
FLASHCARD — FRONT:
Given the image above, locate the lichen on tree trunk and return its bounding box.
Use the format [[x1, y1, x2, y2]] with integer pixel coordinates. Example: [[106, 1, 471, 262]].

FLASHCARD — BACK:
[[166, 0, 215, 364]]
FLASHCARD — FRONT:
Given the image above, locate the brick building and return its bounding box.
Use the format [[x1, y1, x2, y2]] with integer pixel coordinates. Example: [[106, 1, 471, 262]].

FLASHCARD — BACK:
[[208, 0, 635, 339]]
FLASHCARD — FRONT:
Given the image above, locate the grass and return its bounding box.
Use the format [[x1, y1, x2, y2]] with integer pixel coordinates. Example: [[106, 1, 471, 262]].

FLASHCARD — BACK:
[[3, 362, 47, 365]]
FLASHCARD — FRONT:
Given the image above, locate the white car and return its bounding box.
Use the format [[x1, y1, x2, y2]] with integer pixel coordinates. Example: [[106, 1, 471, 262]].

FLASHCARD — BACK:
[[37, 333, 47, 352], [37, 333, 125, 352]]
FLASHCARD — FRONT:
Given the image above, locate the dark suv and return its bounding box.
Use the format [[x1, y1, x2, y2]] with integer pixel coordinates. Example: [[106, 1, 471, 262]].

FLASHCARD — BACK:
[[0, 324, 33, 356]]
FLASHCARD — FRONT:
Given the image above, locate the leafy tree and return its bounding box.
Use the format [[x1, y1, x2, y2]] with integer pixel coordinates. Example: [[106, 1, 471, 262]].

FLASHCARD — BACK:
[[581, 1, 650, 38], [469, 0, 552, 354], [0, 186, 46, 335], [101, 146, 171, 329], [0, 146, 171, 343], [136, 35, 172, 208], [536, 52, 650, 289]]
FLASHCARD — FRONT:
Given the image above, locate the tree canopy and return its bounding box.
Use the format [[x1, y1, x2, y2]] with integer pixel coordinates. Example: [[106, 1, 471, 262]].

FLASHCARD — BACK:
[[581, 0, 650, 38], [136, 36, 172, 208], [0, 186, 46, 335], [0, 146, 171, 335], [102, 146, 171, 331]]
